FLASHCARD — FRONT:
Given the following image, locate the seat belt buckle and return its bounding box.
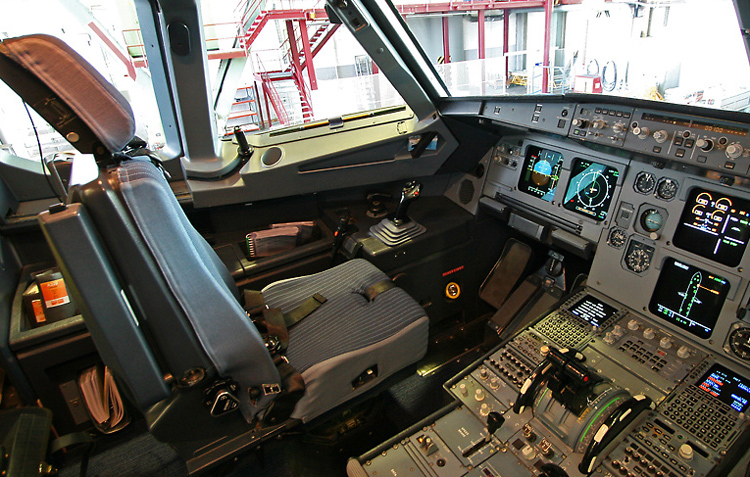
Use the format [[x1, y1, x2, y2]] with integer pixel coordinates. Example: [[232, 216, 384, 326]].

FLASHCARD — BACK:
[[264, 335, 282, 354]]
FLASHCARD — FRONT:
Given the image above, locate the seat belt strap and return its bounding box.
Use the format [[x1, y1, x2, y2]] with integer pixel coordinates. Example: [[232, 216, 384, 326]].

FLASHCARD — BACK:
[[243, 289, 266, 316], [283, 293, 327, 328], [366, 280, 396, 302]]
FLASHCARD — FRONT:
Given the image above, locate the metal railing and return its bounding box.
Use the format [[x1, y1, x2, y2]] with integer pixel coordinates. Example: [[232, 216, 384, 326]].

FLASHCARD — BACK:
[[256, 55, 290, 125]]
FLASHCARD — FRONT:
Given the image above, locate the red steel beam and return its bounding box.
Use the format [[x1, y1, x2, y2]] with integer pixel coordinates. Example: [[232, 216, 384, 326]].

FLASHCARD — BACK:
[[310, 24, 340, 61], [298, 20, 318, 90], [207, 49, 248, 60], [478, 10, 485, 60], [442, 17, 450, 63], [255, 0, 586, 22], [542, 0, 553, 93], [286, 20, 303, 78], [88, 22, 137, 80]]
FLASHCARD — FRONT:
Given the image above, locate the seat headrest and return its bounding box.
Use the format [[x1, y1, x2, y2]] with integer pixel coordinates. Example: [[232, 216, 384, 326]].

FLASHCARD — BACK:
[[0, 34, 135, 154]]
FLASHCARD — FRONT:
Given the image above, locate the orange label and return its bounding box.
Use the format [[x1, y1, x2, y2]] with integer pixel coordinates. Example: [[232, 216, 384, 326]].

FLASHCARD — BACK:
[[31, 299, 46, 323], [39, 278, 71, 308]]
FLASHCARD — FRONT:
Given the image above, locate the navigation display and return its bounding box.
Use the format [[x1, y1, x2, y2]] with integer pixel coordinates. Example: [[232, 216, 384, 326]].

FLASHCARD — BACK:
[[696, 363, 750, 412], [563, 159, 619, 221], [568, 295, 617, 327], [673, 188, 750, 267], [518, 146, 563, 202], [648, 258, 730, 339]]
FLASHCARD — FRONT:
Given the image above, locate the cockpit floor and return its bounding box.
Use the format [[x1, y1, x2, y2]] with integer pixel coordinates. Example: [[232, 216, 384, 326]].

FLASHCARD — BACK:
[[57, 353, 476, 477]]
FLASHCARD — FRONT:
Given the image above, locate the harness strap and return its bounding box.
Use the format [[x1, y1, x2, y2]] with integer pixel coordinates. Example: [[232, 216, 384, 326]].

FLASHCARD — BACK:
[[243, 289, 266, 316], [365, 280, 397, 302], [283, 293, 327, 328]]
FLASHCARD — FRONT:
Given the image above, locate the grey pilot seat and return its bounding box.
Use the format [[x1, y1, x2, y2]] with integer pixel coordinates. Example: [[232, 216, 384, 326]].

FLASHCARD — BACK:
[[0, 34, 429, 473]]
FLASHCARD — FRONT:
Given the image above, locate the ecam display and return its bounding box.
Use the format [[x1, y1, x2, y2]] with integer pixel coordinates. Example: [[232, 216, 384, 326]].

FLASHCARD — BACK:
[[673, 188, 750, 267]]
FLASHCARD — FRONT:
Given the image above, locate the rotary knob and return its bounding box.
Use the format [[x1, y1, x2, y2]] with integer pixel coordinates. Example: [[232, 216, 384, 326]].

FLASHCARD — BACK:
[[592, 119, 607, 129], [479, 367, 488, 379], [475, 389, 486, 402], [613, 122, 626, 134], [521, 445, 537, 460], [679, 444, 694, 461], [726, 143, 744, 159], [627, 319, 640, 331], [490, 377, 500, 390], [677, 345, 691, 359], [696, 138, 714, 152], [572, 118, 588, 128], [643, 328, 655, 340], [660, 337, 673, 350], [612, 325, 625, 337], [653, 130, 669, 143], [480, 403, 491, 416], [459, 383, 468, 396], [633, 126, 650, 139], [603, 332, 616, 345]]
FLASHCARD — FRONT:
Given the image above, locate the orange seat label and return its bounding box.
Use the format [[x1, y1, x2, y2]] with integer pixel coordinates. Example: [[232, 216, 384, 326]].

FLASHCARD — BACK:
[[40, 278, 71, 308]]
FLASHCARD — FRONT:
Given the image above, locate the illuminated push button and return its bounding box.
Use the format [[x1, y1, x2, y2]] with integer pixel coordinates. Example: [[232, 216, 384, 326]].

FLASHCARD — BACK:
[[628, 319, 640, 331], [643, 328, 655, 340], [677, 345, 691, 359], [660, 337, 673, 350], [475, 389, 486, 402], [679, 444, 694, 461]]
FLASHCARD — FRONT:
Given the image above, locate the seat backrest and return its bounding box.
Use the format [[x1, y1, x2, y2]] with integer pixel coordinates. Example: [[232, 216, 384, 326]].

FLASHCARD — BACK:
[[2, 34, 281, 421]]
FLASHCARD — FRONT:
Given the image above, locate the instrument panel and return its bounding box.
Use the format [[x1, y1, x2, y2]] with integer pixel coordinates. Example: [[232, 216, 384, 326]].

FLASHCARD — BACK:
[[483, 129, 750, 368], [477, 97, 750, 177], [349, 290, 750, 477], [351, 97, 750, 477]]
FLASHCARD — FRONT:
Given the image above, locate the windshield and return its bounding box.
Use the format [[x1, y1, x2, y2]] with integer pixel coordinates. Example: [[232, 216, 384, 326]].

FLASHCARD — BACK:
[[0, 0, 166, 159], [199, 0, 406, 136], [403, 0, 750, 112]]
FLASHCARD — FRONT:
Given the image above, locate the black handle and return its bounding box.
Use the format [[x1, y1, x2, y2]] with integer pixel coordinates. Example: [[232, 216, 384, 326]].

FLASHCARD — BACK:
[[234, 126, 252, 157], [393, 181, 421, 225]]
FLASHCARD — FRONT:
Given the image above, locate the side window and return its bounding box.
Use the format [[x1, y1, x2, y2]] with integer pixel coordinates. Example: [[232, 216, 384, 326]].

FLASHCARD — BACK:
[[0, 1, 165, 161], [201, 1, 406, 135]]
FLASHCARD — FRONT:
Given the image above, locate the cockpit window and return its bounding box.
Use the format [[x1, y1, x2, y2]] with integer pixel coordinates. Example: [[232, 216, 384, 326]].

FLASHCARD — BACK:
[[0, 1, 166, 160], [403, 0, 750, 112], [201, 0, 406, 135]]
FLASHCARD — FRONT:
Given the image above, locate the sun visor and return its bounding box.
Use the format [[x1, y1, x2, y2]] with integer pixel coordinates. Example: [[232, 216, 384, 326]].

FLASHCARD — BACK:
[[0, 34, 135, 157]]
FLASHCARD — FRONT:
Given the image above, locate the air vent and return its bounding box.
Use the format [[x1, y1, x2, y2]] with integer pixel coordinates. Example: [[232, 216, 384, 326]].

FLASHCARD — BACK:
[[459, 179, 475, 204]]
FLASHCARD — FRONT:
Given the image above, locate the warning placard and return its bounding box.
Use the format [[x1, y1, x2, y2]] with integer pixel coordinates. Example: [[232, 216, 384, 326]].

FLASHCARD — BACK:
[[40, 278, 71, 308], [31, 299, 45, 324]]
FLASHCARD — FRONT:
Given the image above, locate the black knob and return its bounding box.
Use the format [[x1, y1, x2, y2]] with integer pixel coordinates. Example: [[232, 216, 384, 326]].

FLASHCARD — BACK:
[[540, 463, 569, 477], [392, 181, 421, 225], [487, 411, 505, 435], [203, 378, 240, 416]]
